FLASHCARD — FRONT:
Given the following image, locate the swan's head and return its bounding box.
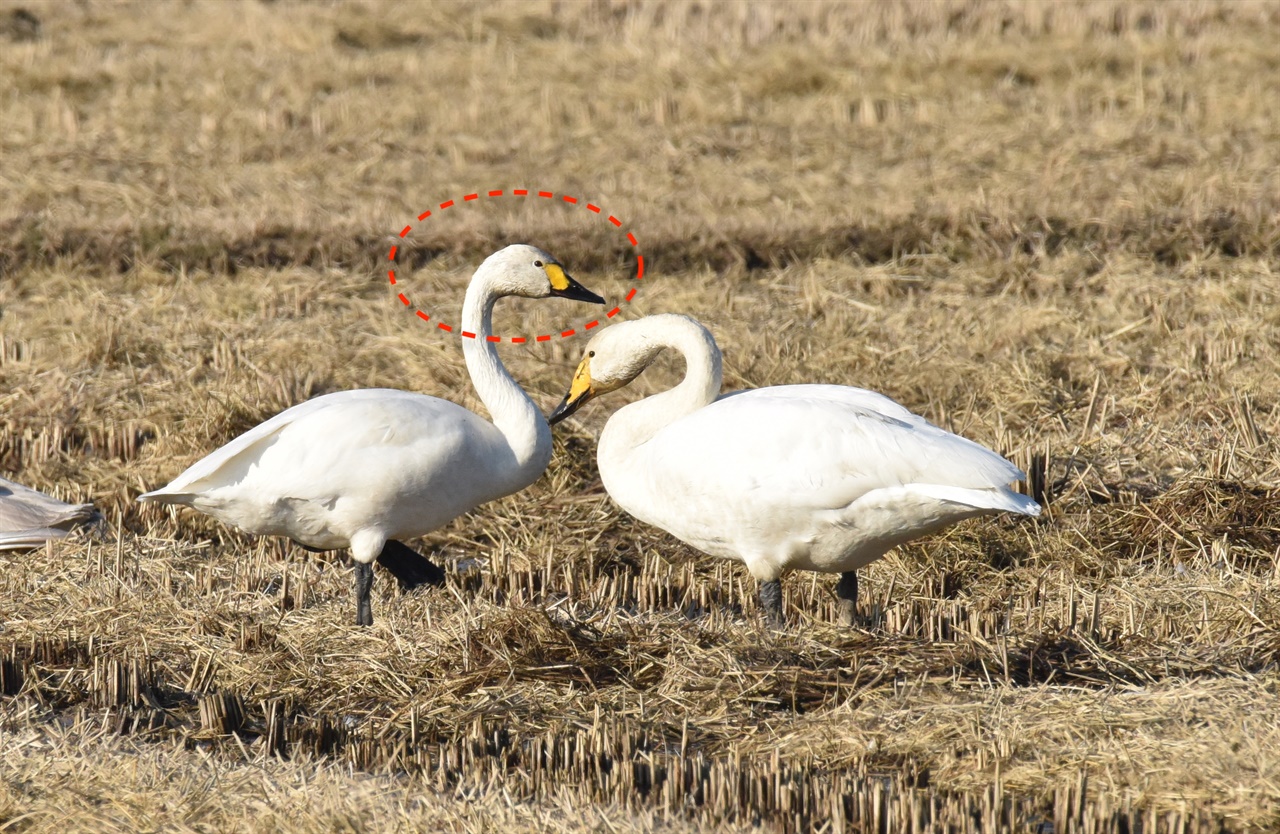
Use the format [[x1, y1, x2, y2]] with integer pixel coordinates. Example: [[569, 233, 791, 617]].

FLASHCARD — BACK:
[[548, 315, 688, 425], [480, 244, 605, 303]]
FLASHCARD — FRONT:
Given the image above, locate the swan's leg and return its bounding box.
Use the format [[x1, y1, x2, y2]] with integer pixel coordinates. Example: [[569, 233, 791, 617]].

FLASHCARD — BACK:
[[354, 561, 374, 627], [377, 540, 446, 590], [758, 579, 785, 628], [835, 570, 858, 626]]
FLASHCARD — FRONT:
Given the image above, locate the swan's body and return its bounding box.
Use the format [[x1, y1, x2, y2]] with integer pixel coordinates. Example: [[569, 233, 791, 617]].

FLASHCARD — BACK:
[[145, 389, 541, 551], [0, 477, 97, 550], [550, 314, 1039, 626], [140, 244, 604, 625]]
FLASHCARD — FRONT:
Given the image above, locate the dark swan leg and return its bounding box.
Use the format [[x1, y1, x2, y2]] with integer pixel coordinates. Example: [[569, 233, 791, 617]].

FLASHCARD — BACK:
[[354, 561, 374, 627], [759, 579, 785, 628], [835, 570, 859, 627], [376, 540, 446, 590]]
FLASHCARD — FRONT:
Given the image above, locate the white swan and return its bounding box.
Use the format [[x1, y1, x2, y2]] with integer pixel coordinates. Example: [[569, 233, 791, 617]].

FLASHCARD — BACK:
[[139, 244, 604, 625], [0, 477, 97, 550], [549, 314, 1040, 626]]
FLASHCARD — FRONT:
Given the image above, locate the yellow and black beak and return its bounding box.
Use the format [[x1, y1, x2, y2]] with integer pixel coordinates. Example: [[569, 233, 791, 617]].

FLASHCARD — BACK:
[[546, 263, 605, 305], [548, 355, 595, 425]]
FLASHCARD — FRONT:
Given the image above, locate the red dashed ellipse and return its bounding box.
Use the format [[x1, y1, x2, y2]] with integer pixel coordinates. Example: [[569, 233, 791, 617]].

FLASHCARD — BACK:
[[387, 190, 641, 342]]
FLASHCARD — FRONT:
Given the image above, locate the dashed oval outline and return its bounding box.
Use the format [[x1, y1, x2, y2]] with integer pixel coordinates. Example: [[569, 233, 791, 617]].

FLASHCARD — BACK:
[[387, 189, 642, 342]]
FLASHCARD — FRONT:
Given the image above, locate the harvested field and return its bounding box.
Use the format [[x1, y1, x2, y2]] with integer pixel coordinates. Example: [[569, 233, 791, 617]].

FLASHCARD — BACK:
[[3, 1, 1280, 831]]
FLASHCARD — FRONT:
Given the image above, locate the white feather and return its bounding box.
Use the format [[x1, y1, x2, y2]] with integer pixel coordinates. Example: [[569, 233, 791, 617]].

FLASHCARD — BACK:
[[566, 315, 1040, 586], [138, 245, 595, 567]]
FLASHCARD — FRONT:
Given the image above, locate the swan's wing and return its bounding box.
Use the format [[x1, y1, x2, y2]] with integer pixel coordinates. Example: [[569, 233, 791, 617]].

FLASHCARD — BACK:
[[0, 477, 97, 531], [139, 388, 458, 500], [243, 390, 501, 502], [736, 384, 1024, 486], [643, 384, 1030, 517]]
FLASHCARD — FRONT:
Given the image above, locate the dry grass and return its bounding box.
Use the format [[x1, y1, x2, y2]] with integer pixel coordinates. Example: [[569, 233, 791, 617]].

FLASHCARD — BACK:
[[3, 0, 1280, 831]]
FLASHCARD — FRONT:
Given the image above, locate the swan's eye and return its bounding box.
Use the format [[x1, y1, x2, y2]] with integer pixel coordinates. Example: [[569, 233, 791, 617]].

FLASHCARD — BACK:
[[588, 351, 595, 358], [533, 260, 544, 268]]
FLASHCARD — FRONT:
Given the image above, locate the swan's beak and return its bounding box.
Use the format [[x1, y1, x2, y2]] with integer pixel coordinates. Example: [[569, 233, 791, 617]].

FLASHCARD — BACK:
[[547, 264, 605, 305], [548, 392, 581, 425], [548, 357, 595, 425]]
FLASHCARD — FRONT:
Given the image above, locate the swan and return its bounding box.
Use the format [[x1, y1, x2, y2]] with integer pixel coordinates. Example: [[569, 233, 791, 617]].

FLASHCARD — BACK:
[[139, 244, 604, 626], [0, 476, 98, 550], [548, 314, 1040, 627]]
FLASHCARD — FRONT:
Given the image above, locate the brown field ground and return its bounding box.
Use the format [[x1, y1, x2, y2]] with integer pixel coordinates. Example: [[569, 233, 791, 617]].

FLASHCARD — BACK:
[[4, 1, 1280, 831]]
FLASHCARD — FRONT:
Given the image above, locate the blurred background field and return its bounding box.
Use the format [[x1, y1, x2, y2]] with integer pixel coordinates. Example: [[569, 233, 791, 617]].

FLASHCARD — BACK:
[[2, 1, 1280, 831]]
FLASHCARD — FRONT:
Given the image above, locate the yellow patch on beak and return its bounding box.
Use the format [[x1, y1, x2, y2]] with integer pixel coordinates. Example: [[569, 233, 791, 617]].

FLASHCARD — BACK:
[[546, 263, 571, 292], [568, 355, 593, 401], [548, 354, 595, 425]]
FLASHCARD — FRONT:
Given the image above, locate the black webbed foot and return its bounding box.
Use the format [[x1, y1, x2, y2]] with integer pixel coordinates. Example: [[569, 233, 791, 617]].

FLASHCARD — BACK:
[[377, 540, 446, 591]]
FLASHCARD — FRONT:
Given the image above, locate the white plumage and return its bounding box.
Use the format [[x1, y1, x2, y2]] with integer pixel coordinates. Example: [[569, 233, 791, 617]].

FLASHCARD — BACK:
[[139, 244, 604, 625], [142, 390, 529, 550], [0, 476, 97, 551], [549, 314, 1039, 626]]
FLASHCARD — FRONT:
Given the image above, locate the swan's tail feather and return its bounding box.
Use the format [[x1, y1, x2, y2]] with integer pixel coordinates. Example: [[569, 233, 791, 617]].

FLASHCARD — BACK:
[[911, 484, 1041, 517], [137, 489, 197, 506]]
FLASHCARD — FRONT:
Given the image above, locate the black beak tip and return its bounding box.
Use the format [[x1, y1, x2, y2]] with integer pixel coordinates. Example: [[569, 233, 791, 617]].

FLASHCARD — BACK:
[[547, 394, 575, 426], [555, 273, 606, 305]]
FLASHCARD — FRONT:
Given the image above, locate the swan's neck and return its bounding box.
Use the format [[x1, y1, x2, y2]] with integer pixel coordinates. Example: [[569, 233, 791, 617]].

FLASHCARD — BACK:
[[461, 276, 551, 475], [604, 318, 723, 453]]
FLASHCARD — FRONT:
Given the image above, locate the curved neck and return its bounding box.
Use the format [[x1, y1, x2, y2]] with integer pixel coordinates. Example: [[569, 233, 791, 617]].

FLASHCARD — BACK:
[[604, 316, 723, 452], [461, 274, 551, 472]]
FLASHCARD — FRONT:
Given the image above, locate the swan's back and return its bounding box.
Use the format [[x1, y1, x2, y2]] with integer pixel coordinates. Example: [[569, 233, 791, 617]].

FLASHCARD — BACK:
[[708, 384, 1024, 489], [638, 384, 1025, 499], [603, 383, 1037, 571]]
